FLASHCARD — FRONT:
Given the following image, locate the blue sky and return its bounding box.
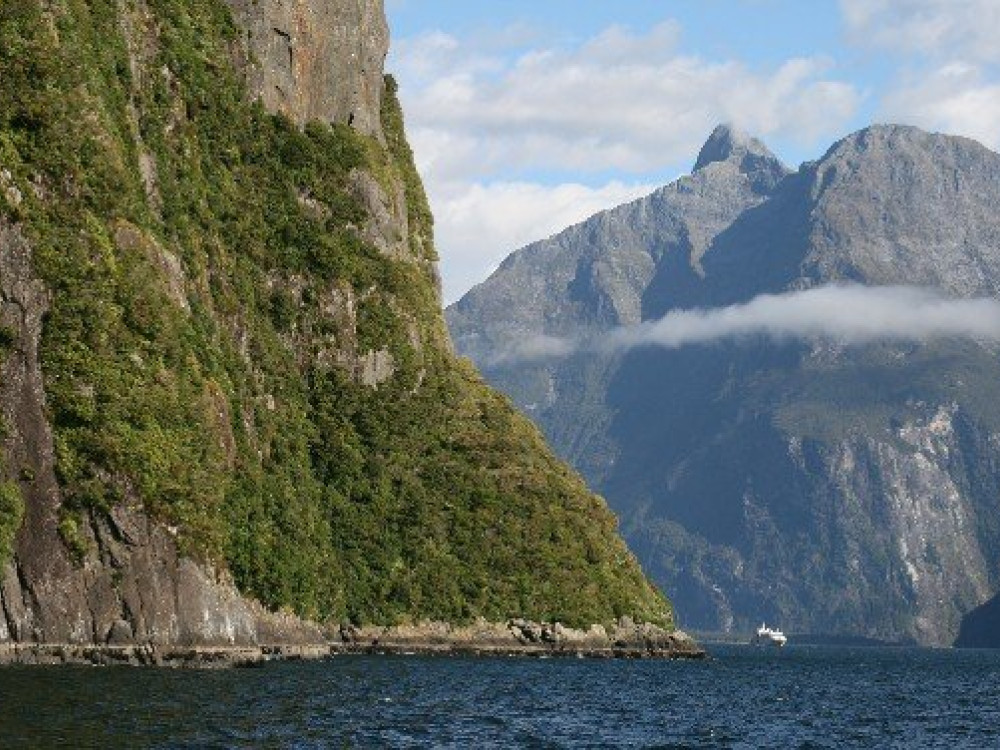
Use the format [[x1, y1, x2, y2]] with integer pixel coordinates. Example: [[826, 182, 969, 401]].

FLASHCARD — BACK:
[[385, 1, 1000, 302]]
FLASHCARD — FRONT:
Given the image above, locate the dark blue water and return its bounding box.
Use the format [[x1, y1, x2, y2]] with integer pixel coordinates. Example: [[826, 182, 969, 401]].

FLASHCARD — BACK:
[[1, 645, 999, 748]]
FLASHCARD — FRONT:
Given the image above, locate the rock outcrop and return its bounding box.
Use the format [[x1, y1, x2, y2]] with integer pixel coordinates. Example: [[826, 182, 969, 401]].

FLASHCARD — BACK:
[[225, 0, 389, 137], [448, 124, 1000, 646], [335, 617, 704, 659]]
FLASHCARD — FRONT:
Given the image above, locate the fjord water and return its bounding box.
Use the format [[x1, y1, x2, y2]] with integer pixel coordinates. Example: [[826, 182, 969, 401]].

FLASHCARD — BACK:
[[2, 646, 999, 748]]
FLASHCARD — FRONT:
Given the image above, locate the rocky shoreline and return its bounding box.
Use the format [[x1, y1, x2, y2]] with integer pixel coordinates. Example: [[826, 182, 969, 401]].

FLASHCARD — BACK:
[[0, 618, 705, 667], [335, 617, 705, 660], [0, 642, 330, 668]]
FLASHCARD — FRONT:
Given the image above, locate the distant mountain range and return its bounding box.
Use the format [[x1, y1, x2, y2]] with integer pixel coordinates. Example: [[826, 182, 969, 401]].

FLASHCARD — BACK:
[[447, 123, 1000, 646]]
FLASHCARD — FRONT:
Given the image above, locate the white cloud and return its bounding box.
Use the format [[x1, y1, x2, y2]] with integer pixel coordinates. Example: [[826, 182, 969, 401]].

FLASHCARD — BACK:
[[436, 179, 656, 304], [841, 0, 1000, 63], [840, 0, 1000, 149], [615, 285, 1000, 350], [395, 26, 860, 180], [880, 64, 1000, 150], [497, 285, 1000, 363]]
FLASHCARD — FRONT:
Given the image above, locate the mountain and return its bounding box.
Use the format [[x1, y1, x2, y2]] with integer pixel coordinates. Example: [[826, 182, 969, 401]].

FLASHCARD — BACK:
[[0, 0, 674, 656], [956, 593, 1000, 648], [447, 123, 1000, 646]]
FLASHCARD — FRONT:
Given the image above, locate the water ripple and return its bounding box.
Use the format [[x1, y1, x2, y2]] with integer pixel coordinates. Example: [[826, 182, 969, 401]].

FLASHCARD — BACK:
[[1, 645, 999, 747]]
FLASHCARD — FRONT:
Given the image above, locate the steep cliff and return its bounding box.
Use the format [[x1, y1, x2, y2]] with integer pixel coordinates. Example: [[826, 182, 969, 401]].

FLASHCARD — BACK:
[[225, 0, 389, 137], [448, 124, 1000, 646], [0, 0, 672, 654]]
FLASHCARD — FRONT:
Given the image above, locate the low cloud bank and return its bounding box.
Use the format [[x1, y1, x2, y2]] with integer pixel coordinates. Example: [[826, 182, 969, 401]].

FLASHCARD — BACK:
[[496, 285, 1000, 364], [610, 284, 1000, 349]]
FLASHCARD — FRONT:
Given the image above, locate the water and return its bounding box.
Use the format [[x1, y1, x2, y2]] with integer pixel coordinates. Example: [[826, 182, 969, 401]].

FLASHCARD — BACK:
[[1, 645, 999, 748]]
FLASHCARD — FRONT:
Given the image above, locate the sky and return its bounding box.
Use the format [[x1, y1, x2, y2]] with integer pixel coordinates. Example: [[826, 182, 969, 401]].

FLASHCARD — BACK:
[[385, 1, 1000, 303]]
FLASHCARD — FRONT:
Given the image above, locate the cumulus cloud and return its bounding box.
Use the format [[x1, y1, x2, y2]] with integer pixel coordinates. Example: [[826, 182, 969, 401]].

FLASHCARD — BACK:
[[840, 0, 1000, 150], [880, 64, 1000, 150], [841, 0, 1000, 63], [395, 25, 860, 180], [435, 180, 656, 303], [496, 285, 1000, 364]]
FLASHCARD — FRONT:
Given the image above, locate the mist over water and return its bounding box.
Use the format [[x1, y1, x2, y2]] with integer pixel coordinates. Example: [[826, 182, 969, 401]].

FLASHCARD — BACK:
[[2, 646, 1000, 748]]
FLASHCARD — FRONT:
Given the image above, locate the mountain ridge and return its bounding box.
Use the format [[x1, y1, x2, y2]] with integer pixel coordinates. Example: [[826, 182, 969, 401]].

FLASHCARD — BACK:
[[447, 122, 1000, 646]]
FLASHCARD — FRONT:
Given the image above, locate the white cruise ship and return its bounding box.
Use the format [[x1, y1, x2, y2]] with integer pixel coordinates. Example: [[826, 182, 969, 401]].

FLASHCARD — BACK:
[[751, 623, 788, 647]]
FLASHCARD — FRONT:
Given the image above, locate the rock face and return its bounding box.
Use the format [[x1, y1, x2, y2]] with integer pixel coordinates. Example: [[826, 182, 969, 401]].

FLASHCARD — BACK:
[[448, 124, 1000, 646], [452, 125, 787, 352], [1, 180, 321, 652], [0, 1, 364, 656], [225, 0, 389, 137]]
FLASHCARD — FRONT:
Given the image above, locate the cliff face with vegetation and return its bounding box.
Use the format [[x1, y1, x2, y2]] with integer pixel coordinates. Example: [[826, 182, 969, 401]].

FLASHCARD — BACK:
[[0, 0, 671, 651]]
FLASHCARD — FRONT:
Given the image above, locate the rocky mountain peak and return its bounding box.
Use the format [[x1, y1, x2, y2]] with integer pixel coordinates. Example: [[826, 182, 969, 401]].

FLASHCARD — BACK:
[[693, 124, 789, 191], [825, 123, 935, 155], [815, 123, 996, 177], [694, 124, 776, 169], [800, 123, 1000, 296]]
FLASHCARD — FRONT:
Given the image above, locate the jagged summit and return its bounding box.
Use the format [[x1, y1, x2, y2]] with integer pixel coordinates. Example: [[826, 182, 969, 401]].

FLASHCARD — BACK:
[[694, 124, 780, 171]]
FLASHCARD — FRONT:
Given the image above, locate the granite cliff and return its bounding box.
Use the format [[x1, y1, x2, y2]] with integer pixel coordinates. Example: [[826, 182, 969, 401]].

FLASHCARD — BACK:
[[448, 124, 1000, 646], [0, 0, 678, 661]]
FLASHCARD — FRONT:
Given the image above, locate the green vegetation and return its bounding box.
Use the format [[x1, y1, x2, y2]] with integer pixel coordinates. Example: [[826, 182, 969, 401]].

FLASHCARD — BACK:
[[0, 479, 23, 566], [0, 324, 15, 351], [380, 76, 436, 263], [0, 414, 23, 566], [0, 0, 670, 628], [0, 320, 22, 568]]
